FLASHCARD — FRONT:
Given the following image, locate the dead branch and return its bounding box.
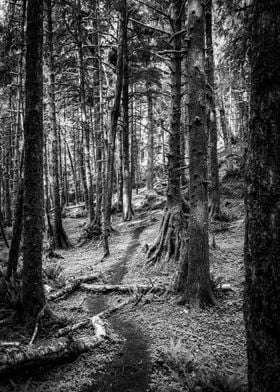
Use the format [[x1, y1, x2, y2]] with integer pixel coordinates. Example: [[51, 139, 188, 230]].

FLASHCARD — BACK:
[[80, 283, 166, 294]]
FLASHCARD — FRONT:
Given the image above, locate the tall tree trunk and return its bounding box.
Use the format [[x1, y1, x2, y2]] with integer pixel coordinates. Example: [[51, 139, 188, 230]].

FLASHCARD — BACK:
[[46, 0, 71, 249], [220, 98, 233, 172], [205, 0, 221, 219], [122, 2, 132, 221], [147, 0, 188, 268], [22, 0, 46, 321], [146, 80, 154, 191], [75, 0, 95, 221], [103, 8, 125, 257], [244, 1, 280, 390], [183, 0, 215, 307], [4, 126, 12, 226]]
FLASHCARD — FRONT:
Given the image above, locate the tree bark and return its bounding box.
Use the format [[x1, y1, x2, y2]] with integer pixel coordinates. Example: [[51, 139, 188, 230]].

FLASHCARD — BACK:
[[22, 0, 46, 321], [183, 0, 215, 307], [146, 0, 188, 268], [122, 2, 133, 222], [244, 1, 280, 391], [103, 8, 125, 257], [6, 178, 23, 280], [205, 0, 221, 219], [0, 335, 102, 378], [46, 0, 71, 250], [146, 80, 154, 191]]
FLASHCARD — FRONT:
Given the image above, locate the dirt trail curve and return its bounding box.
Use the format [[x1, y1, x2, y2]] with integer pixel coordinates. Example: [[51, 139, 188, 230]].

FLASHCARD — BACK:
[[86, 224, 151, 392]]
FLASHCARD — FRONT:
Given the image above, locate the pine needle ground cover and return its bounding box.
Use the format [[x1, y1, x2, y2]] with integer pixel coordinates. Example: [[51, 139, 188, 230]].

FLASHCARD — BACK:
[[0, 188, 246, 392]]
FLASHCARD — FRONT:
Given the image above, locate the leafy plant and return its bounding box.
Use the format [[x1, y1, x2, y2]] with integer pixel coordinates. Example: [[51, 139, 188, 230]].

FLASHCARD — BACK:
[[43, 263, 66, 288]]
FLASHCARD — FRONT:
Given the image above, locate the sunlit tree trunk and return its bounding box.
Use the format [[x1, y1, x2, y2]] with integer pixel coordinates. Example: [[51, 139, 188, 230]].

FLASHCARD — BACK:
[[244, 1, 280, 390], [22, 0, 46, 321]]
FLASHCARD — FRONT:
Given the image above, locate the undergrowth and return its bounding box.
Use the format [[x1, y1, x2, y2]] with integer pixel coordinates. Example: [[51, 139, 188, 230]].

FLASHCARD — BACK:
[[162, 338, 245, 392]]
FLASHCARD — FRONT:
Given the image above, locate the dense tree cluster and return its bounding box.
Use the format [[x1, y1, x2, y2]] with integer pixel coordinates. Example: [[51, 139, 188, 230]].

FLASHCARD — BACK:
[[0, 0, 279, 390]]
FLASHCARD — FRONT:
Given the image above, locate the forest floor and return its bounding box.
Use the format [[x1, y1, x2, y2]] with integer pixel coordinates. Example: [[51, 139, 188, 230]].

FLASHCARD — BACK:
[[0, 176, 247, 392]]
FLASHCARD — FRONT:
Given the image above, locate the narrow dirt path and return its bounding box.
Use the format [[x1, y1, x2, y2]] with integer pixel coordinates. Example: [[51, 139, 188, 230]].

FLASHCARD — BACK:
[[87, 225, 151, 392]]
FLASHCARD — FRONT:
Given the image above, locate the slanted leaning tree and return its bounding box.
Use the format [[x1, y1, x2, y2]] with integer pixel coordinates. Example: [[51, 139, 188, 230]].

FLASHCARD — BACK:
[[244, 0, 280, 390], [22, 0, 46, 321]]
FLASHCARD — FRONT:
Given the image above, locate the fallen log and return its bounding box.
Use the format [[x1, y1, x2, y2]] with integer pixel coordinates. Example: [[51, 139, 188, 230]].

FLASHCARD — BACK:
[[56, 298, 131, 337], [0, 335, 103, 378], [48, 273, 102, 301], [80, 283, 166, 294]]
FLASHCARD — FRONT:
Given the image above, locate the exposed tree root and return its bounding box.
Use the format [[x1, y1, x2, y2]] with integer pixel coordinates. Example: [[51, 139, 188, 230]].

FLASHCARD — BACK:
[[54, 225, 73, 249], [47, 214, 73, 250], [146, 206, 189, 266], [78, 219, 102, 246]]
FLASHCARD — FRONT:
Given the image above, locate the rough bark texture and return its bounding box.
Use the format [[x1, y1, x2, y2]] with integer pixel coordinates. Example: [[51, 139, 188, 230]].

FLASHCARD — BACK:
[[205, 0, 221, 219], [6, 179, 23, 280], [122, 1, 133, 222], [220, 99, 233, 172], [183, 0, 215, 307], [146, 0, 188, 268], [46, 0, 71, 250], [22, 0, 46, 321], [103, 7, 124, 256], [146, 81, 154, 191], [0, 335, 102, 378], [244, 2, 280, 391]]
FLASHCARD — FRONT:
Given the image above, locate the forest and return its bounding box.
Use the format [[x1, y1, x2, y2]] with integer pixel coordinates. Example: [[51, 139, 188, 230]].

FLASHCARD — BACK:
[[0, 0, 279, 391]]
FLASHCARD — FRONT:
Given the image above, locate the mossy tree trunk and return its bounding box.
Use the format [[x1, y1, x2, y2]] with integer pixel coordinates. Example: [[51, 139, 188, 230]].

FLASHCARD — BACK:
[[22, 0, 46, 322], [244, 1, 280, 390], [75, 0, 95, 221], [205, 0, 221, 219], [46, 0, 71, 250], [103, 6, 125, 257], [146, 80, 154, 191], [181, 0, 215, 308], [122, 1, 133, 222], [147, 0, 188, 267]]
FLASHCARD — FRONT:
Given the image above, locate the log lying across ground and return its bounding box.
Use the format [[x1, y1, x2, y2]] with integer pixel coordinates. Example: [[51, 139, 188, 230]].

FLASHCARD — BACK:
[[56, 298, 131, 337], [0, 335, 103, 377], [80, 283, 166, 294], [48, 273, 103, 301]]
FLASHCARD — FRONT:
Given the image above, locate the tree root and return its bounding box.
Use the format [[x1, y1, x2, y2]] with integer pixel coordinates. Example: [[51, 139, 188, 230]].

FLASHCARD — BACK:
[[146, 207, 188, 266], [78, 220, 102, 246]]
